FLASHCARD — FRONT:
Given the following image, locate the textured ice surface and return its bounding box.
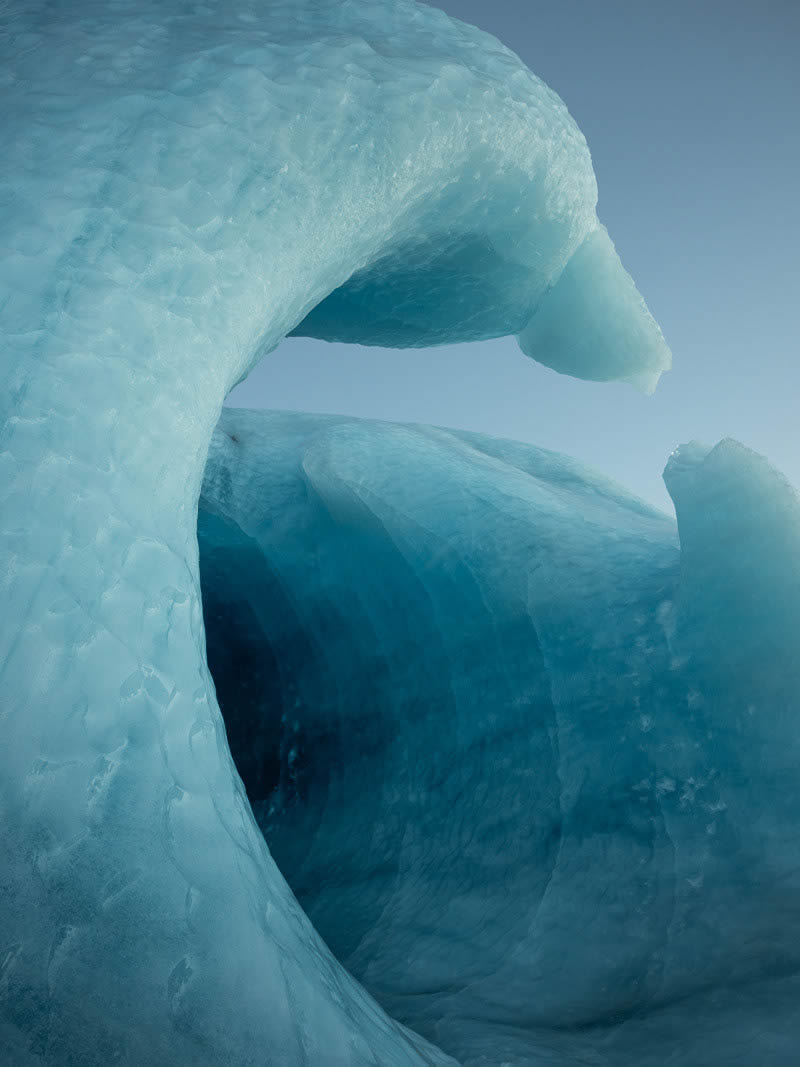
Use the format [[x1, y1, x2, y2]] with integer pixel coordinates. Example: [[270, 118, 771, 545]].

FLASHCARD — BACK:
[[0, 0, 674, 1063], [200, 409, 800, 1065]]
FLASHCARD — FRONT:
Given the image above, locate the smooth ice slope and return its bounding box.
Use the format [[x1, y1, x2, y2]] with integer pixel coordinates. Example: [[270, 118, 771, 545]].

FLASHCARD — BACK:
[[1, 0, 671, 1063], [200, 409, 800, 1066]]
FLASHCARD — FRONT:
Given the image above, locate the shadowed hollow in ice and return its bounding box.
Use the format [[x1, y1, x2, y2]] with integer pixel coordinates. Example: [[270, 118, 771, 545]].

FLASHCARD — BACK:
[[199, 409, 800, 1065]]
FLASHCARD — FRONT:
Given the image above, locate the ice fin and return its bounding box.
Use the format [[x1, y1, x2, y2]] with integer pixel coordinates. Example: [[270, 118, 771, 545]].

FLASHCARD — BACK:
[[665, 438, 800, 661]]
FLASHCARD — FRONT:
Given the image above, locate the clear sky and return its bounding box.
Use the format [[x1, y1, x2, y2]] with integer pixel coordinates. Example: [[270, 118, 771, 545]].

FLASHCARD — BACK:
[[228, 0, 800, 512]]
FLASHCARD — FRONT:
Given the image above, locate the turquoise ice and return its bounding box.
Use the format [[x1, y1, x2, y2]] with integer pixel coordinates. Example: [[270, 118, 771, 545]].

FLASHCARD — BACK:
[[199, 410, 800, 1065], [6, 0, 793, 1064]]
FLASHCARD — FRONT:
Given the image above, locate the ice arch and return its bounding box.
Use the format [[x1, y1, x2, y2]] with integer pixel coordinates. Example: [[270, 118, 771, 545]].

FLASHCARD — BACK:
[[1, 1, 668, 1062]]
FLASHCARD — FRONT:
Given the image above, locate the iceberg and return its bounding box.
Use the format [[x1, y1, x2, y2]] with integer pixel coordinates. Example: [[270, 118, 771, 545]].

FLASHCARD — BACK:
[[3, 0, 791, 1063], [199, 410, 800, 1065]]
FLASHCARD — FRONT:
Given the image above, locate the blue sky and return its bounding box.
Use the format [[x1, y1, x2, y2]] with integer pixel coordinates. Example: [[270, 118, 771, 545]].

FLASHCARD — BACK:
[[229, 0, 800, 512]]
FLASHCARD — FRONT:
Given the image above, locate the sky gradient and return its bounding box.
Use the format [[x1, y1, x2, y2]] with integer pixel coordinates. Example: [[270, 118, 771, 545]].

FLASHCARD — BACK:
[[229, 0, 800, 511]]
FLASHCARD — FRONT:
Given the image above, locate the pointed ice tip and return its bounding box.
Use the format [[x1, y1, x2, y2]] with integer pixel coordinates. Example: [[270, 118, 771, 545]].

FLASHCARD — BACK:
[[624, 363, 668, 397], [517, 222, 672, 391]]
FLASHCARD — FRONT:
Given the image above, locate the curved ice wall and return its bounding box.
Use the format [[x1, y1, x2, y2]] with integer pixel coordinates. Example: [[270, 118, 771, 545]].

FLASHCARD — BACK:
[[1, 0, 672, 1063], [200, 411, 800, 1065]]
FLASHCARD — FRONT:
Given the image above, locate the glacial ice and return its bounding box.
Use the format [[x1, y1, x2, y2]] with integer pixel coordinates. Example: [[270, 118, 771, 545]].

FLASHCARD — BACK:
[[1, 0, 790, 1064], [200, 410, 800, 1065]]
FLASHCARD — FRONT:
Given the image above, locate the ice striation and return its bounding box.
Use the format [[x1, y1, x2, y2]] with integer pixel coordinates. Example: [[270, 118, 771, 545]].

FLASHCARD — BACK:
[[200, 410, 800, 1065], [3, 0, 790, 1064]]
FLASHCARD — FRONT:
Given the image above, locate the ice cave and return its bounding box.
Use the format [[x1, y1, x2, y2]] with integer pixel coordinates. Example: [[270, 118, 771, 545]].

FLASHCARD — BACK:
[[1, 1, 798, 1064]]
